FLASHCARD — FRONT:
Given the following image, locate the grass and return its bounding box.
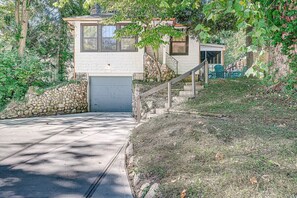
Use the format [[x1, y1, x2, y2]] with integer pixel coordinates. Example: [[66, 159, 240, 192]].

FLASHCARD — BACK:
[[131, 78, 297, 198]]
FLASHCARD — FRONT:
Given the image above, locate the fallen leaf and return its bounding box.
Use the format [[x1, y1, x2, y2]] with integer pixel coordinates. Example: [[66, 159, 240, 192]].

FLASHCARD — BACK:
[[215, 152, 224, 161], [181, 189, 186, 198], [250, 176, 257, 185]]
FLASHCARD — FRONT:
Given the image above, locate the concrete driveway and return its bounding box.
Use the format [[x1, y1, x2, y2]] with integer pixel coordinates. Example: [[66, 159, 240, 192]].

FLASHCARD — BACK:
[[0, 113, 136, 198]]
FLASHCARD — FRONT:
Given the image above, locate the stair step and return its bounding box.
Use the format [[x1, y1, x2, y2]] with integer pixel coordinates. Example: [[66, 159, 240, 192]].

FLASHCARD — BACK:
[[183, 85, 204, 91], [185, 82, 202, 85], [165, 96, 189, 108], [155, 108, 168, 115], [146, 113, 159, 119], [179, 90, 199, 97], [173, 96, 189, 103]]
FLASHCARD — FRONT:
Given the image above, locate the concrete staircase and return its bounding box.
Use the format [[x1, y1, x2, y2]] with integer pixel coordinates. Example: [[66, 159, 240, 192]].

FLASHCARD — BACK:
[[145, 82, 204, 119]]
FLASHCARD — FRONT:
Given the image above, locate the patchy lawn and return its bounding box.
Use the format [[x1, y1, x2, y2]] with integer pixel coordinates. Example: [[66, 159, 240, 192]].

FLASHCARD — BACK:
[[131, 78, 297, 198]]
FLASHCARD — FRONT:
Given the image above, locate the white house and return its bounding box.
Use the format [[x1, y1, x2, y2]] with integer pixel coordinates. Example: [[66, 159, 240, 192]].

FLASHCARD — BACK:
[[64, 12, 225, 113]]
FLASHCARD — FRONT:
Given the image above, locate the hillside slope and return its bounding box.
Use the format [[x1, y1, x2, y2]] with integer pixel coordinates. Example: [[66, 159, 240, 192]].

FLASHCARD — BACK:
[[130, 78, 297, 198]]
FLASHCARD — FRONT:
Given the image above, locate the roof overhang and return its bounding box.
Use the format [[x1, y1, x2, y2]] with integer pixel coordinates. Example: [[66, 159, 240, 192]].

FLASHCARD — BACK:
[[200, 43, 226, 51], [63, 16, 132, 26], [63, 13, 114, 22], [63, 16, 187, 29]]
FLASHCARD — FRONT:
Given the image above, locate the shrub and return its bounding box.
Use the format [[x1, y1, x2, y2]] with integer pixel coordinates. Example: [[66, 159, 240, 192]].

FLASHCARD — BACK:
[[0, 50, 48, 109]]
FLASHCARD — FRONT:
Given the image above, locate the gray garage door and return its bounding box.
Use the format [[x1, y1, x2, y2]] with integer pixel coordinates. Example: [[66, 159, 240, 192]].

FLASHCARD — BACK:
[[90, 76, 132, 112]]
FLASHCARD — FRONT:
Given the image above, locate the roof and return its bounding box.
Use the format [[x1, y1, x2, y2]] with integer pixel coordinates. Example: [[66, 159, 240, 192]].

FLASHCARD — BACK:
[[63, 13, 114, 21], [63, 15, 187, 28], [200, 43, 226, 51]]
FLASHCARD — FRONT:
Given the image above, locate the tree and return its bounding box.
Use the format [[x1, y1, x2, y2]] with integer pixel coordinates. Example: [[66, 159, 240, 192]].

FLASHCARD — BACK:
[[0, 0, 91, 109], [0, 0, 16, 51], [99, 0, 190, 81], [26, 0, 89, 81], [15, 0, 30, 57], [201, 0, 296, 87], [199, 1, 261, 68]]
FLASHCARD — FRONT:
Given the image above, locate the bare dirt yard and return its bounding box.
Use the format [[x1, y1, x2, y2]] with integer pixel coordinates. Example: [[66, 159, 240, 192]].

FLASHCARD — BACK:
[[130, 78, 297, 198]]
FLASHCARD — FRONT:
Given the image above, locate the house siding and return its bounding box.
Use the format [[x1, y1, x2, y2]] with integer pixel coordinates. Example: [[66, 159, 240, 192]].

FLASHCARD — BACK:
[[74, 21, 144, 76], [166, 37, 200, 74]]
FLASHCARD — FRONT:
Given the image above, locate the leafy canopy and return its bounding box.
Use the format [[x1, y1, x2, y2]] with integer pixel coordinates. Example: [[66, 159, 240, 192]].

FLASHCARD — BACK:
[[201, 0, 297, 79], [55, 0, 203, 50]]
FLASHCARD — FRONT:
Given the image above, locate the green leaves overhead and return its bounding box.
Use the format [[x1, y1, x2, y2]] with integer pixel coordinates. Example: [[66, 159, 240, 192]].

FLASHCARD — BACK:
[[203, 0, 297, 81], [160, 1, 170, 8], [0, 0, 91, 108], [86, 0, 196, 49]]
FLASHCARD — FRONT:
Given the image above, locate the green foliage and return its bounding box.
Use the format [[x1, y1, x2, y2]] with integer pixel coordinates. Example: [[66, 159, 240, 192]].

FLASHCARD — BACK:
[[0, 0, 90, 110], [0, 50, 48, 108], [27, 0, 89, 82], [115, 24, 183, 50], [201, 0, 297, 87], [267, 0, 297, 74], [97, 0, 191, 50], [0, 0, 17, 51], [207, 30, 246, 67]]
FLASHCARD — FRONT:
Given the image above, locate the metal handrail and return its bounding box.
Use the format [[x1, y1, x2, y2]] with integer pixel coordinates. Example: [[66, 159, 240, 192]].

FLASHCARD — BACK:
[[165, 52, 178, 63], [165, 52, 178, 74]]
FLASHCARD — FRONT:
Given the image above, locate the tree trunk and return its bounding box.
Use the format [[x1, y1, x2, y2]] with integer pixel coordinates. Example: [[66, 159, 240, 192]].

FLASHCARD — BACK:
[[153, 50, 162, 82], [246, 26, 253, 68], [18, 0, 30, 57]]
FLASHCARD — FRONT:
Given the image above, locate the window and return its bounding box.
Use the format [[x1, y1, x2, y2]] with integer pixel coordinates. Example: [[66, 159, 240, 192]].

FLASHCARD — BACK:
[[102, 26, 117, 51], [80, 24, 138, 52], [170, 36, 189, 55], [120, 25, 137, 51], [120, 37, 137, 51], [81, 25, 98, 52]]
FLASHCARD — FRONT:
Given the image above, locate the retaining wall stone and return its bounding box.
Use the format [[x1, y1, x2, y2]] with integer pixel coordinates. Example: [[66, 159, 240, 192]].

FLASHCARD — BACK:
[[0, 82, 88, 119]]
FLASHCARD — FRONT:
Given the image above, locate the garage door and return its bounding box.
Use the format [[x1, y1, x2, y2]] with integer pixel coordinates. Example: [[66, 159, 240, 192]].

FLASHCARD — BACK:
[[90, 76, 132, 112]]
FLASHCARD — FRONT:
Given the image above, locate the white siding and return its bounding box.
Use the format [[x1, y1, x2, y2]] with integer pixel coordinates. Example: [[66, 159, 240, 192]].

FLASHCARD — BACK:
[[74, 21, 144, 76], [166, 37, 200, 74]]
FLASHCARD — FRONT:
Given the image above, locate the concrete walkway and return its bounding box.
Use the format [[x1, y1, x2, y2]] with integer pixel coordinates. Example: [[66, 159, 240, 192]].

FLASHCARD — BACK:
[[0, 113, 136, 198]]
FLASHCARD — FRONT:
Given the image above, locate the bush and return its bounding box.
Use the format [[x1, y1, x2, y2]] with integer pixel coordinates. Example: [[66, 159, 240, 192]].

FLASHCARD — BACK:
[[0, 50, 48, 109]]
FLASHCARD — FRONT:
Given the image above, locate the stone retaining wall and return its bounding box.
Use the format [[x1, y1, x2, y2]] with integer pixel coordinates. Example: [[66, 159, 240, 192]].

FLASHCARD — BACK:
[[0, 82, 88, 119], [144, 54, 175, 81]]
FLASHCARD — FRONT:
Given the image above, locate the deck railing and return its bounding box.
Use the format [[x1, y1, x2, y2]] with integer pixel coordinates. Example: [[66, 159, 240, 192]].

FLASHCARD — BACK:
[[136, 60, 209, 122], [165, 52, 179, 74]]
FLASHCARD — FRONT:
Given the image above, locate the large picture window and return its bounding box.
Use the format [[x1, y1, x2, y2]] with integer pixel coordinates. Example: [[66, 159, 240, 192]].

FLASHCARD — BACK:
[[81, 25, 98, 52], [170, 36, 189, 55], [80, 24, 137, 52]]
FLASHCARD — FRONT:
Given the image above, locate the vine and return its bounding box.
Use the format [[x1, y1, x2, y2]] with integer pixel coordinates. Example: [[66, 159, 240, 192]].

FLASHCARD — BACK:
[[266, 0, 297, 89]]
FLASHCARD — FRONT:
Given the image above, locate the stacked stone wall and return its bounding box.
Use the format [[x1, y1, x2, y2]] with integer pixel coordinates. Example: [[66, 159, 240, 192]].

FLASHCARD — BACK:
[[0, 82, 88, 119]]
